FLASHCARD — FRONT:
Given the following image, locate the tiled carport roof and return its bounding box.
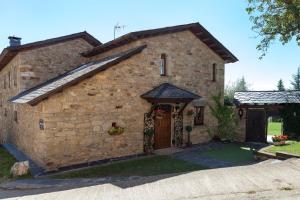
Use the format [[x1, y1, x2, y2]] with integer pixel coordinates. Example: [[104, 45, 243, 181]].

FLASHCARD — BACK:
[[141, 83, 201, 103], [234, 90, 300, 105], [10, 45, 146, 105]]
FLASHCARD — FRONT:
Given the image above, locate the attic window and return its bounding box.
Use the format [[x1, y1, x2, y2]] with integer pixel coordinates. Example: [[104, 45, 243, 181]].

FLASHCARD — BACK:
[[160, 54, 167, 76], [212, 63, 216, 82]]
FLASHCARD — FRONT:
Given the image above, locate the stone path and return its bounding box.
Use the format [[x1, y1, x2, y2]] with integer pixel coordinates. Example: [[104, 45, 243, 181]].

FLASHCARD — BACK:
[[2, 143, 44, 177], [173, 150, 234, 168]]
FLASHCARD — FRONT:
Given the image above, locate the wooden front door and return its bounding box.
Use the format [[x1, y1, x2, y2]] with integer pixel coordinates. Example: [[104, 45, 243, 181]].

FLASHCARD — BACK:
[[246, 109, 267, 143], [154, 108, 171, 150]]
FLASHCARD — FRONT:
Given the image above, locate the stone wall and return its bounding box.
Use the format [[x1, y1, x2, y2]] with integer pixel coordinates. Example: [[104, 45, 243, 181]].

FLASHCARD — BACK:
[[19, 38, 91, 91], [0, 38, 94, 167], [34, 30, 226, 169], [0, 54, 21, 143], [236, 108, 246, 142]]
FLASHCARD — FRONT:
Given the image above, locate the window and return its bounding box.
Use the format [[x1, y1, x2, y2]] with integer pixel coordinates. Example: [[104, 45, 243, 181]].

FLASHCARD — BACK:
[[212, 63, 216, 82], [3, 75, 6, 89], [194, 106, 204, 125], [14, 67, 17, 86], [8, 71, 11, 88], [160, 53, 167, 76], [14, 111, 18, 123]]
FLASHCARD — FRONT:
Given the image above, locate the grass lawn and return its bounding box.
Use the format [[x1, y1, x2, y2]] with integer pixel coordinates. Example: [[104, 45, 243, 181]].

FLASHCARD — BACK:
[[267, 122, 282, 136], [0, 147, 17, 180], [199, 143, 255, 164], [54, 155, 206, 179], [265, 141, 300, 155]]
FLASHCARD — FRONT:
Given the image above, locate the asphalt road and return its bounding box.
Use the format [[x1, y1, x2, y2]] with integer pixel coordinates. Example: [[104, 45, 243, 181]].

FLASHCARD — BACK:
[[1, 158, 300, 200]]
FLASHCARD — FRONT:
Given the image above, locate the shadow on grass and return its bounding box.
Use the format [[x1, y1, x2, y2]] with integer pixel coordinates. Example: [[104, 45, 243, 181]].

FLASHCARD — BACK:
[[0, 142, 268, 199]]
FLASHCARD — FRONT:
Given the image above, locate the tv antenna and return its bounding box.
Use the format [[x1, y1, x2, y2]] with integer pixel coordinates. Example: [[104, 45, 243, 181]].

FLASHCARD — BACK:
[[114, 23, 126, 39]]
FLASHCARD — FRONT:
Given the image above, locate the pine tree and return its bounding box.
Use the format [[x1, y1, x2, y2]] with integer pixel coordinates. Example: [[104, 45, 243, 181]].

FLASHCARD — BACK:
[[277, 79, 285, 91], [236, 76, 248, 91], [291, 66, 300, 90]]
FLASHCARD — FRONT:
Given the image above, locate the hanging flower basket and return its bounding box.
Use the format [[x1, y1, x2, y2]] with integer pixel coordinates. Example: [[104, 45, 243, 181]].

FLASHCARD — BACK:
[[108, 127, 124, 135], [186, 109, 194, 116], [154, 109, 165, 119]]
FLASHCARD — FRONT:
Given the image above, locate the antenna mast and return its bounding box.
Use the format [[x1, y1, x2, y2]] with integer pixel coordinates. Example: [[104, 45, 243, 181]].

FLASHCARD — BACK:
[[114, 23, 125, 39]]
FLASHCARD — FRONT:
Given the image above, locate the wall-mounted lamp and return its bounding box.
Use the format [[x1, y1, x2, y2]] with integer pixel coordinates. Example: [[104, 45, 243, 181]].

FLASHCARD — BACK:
[[238, 108, 244, 119]]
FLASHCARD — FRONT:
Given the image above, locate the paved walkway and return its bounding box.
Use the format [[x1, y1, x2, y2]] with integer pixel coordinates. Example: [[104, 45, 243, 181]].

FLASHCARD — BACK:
[[1, 158, 300, 199], [172, 142, 265, 168]]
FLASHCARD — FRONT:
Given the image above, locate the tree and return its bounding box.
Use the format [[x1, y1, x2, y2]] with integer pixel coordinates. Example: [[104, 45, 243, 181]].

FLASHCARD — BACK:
[[277, 79, 285, 91], [236, 76, 249, 91], [246, 0, 300, 58], [209, 93, 238, 141], [224, 76, 250, 105], [291, 66, 300, 89]]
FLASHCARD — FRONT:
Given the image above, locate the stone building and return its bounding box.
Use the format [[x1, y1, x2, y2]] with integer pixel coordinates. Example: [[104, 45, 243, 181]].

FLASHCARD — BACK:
[[0, 23, 238, 170]]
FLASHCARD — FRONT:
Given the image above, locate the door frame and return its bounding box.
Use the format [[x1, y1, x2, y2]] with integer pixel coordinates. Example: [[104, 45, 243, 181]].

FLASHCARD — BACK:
[[246, 108, 267, 143], [154, 104, 172, 150]]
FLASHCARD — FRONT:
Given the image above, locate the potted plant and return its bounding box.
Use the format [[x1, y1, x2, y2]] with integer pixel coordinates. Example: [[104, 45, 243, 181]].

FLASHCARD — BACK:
[[144, 128, 155, 154], [185, 125, 193, 147], [272, 135, 288, 146]]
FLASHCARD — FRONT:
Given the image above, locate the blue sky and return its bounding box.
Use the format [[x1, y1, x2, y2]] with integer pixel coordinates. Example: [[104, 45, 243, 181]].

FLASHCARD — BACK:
[[1, 0, 299, 90]]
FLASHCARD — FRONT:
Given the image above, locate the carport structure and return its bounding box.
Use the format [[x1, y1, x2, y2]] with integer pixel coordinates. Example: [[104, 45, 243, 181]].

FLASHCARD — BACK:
[[234, 90, 300, 143]]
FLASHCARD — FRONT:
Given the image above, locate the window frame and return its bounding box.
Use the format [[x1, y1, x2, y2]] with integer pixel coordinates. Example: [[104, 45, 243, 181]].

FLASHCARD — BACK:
[[194, 106, 204, 126], [14, 67, 17, 86], [160, 53, 167, 76], [212, 63, 216, 82], [4, 75, 6, 89], [8, 71, 11, 88], [14, 110, 18, 123]]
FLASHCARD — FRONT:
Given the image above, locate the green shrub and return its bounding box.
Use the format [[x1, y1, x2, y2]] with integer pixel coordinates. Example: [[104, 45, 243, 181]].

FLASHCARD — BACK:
[[280, 104, 300, 139], [209, 93, 238, 141]]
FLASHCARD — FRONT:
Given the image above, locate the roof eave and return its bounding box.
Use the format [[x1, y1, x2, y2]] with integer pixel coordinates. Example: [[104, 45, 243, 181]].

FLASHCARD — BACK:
[[0, 32, 101, 72], [82, 22, 238, 63]]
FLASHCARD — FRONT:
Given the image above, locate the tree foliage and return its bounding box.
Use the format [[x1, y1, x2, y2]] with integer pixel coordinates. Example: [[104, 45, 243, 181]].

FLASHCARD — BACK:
[[277, 79, 285, 91], [246, 0, 300, 58], [224, 76, 250, 105], [291, 66, 300, 89], [209, 94, 238, 141], [280, 104, 300, 139]]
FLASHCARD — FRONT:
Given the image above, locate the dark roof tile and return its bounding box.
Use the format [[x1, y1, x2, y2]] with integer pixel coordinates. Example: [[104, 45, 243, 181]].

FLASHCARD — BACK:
[[234, 91, 300, 105], [141, 83, 201, 103]]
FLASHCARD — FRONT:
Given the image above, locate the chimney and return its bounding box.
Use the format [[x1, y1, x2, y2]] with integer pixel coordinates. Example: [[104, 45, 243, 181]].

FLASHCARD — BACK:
[[8, 36, 21, 47]]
